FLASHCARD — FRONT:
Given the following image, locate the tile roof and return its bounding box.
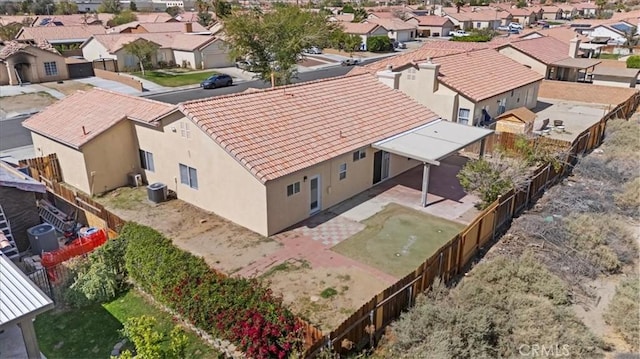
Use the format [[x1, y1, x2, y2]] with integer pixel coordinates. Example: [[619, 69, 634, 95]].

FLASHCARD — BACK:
[[178, 74, 440, 183], [107, 21, 208, 34], [538, 80, 637, 105], [520, 26, 589, 43], [330, 14, 355, 22], [503, 36, 571, 64], [340, 22, 383, 34], [34, 14, 104, 26], [508, 8, 536, 16], [0, 40, 60, 60], [0, 15, 36, 26], [16, 25, 106, 42], [366, 18, 417, 31], [496, 107, 537, 123], [89, 32, 218, 52], [414, 15, 452, 26], [22, 88, 175, 149], [131, 13, 174, 23], [429, 48, 544, 102]]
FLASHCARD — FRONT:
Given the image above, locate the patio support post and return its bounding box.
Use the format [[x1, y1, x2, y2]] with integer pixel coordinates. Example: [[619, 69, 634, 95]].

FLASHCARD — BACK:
[[479, 138, 486, 158], [421, 162, 430, 207], [18, 318, 41, 359]]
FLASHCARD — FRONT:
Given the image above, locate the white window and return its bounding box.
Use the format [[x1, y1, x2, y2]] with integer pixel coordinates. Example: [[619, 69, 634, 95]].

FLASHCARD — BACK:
[[477, 22, 481, 28], [407, 67, 416, 80], [179, 164, 198, 189], [44, 62, 57, 76], [179, 122, 191, 138], [458, 108, 471, 125], [139, 149, 154, 172], [352, 149, 366, 161], [339, 163, 347, 180], [498, 98, 507, 115], [287, 182, 300, 196]]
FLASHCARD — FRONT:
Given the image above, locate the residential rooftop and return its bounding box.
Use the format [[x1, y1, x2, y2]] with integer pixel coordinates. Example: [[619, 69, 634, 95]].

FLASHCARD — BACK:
[[502, 36, 573, 65]]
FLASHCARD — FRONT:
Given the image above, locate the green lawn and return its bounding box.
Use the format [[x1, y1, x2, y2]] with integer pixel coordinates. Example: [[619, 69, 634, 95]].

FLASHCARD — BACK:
[[35, 290, 219, 359], [332, 203, 465, 278], [598, 53, 621, 60], [132, 70, 218, 87]]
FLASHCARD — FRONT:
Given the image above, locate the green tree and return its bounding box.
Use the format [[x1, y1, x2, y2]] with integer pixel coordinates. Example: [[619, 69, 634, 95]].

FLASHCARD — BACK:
[[0, 23, 22, 40], [197, 11, 212, 27], [166, 5, 181, 16], [129, 0, 137, 11], [342, 3, 354, 12], [30, 0, 56, 15], [623, 26, 638, 53], [366, 35, 393, 52], [516, 0, 526, 8], [455, 0, 465, 13], [111, 9, 137, 25], [595, 0, 606, 17], [343, 33, 362, 54], [123, 38, 159, 75], [626, 55, 640, 68], [225, 5, 339, 85], [98, 0, 120, 13], [54, 0, 78, 14], [212, 0, 231, 18], [352, 7, 368, 22], [118, 316, 188, 359]]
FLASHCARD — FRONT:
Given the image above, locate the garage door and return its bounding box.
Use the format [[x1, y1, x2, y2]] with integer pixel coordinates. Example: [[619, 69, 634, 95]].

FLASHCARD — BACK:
[[203, 53, 233, 69], [67, 62, 95, 79]]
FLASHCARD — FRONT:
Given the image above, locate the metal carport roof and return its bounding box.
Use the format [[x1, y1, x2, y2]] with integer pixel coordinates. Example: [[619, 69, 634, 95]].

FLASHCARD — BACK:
[[372, 119, 494, 166]]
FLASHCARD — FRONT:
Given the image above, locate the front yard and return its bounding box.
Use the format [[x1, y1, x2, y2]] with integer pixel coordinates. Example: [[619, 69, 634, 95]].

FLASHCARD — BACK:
[[131, 70, 218, 87], [35, 289, 218, 359]]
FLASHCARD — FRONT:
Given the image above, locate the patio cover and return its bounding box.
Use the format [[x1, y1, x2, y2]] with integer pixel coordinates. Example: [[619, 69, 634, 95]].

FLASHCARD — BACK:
[[551, 57, 601, 69], [0, 254, 54, 358], [373, 119, 493, 206]]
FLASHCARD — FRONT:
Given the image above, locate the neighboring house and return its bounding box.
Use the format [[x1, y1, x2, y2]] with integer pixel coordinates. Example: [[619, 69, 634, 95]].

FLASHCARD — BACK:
[[443, 11, 472, 30], [413, 15, 455, 37], [574, 2, 598, 18], [81, 32, 232, 70], [328, 14, 355, 22], [33, 14, 106, 26], [540, 6, 563, 20], [591, 66, 639, 88], [365, 17, 417, 41], [107, 21, 208, 34], [15, 25, 107, 49], [339, 22, 389, 50], [0, 16, 37, 26], [356, 47, 544, 126], [507, 8, 537, 26], [367, 11, 416, 22], [588, 24, 630, 45], [0, 41, 69, 85], [22, 77, 487, 237], [443, 7, 504, 30], [557, 4, 577, 19], [519, 26, 588, 43]]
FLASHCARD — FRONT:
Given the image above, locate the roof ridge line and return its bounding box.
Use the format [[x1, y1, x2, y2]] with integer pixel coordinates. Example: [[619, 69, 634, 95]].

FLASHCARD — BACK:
[[91, 87, 175, 108]]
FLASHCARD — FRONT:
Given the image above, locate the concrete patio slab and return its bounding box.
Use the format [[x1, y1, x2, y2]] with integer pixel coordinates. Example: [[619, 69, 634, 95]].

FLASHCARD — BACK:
[[533, 98, 609, 143]]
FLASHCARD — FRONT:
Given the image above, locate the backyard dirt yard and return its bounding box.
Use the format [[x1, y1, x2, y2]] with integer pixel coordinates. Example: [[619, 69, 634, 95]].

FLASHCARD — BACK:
[[42, 81, 94, 96], [95, 187, 281, 275], [0, 92, 56, 112]]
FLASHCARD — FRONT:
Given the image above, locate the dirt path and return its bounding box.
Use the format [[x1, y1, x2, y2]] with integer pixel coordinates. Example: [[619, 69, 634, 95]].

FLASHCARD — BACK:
[[0, 92, 56, 113]]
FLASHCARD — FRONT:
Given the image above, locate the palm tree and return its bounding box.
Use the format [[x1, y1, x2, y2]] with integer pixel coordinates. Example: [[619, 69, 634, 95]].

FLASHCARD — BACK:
[[455, 0, 465, 13]]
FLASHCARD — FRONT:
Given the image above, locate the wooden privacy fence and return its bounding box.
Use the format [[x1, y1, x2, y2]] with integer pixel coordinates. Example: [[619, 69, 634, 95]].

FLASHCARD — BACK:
[[305, 93, 640, 357], [18, 154, 62, 185]]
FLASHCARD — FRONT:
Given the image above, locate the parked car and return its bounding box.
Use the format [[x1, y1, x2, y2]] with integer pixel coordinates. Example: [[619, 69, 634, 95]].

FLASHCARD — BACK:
[[341, 58, 360, 66], [452, 30, 470, 37], [393, 41, 407, 49], [508, 22, 523, 30], [200, 74, 233, 89], [302, 46, 322, 54], [497, 25, 511, 31]]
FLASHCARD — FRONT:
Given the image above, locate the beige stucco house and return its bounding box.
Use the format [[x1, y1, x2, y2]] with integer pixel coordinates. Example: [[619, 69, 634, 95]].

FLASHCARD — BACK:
[[25, 76, 494, 236], [354, 45, 543, 126], [0, 41, 69, 85]]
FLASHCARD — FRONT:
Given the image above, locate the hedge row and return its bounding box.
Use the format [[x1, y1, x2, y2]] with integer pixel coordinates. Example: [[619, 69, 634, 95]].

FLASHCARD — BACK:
[[121, 222, 303, 358]]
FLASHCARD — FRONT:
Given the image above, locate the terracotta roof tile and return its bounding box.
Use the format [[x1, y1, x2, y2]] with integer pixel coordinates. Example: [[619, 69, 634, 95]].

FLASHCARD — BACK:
[[414, 15, 452, 26], [0, 40, 60, 59], [503, 36, 571, 64], [340, 22, 382, 34], [17, 25, 106, 42], [496, 107, 537, 123], [90, 32, 218, 52], [22, 88, 175, 149], [366, 18, 417, 31], [179, 74, 440, 183]]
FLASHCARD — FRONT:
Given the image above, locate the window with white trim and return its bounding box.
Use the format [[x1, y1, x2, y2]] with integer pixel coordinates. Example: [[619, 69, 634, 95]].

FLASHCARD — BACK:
[[406, 67, 416, 80], [458, 108, 471, 125], [287, 182, 300, 196], [44, 62, 57, 76], [179, 164, 198, 189], [352, 149, 366, 161], [339, 163, 347, 180], [139, 149, 154, 172], [179, 122, 191, 138]]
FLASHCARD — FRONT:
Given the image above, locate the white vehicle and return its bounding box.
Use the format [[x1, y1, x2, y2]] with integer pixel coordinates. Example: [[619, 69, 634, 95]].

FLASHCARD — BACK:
[[452, 30, 470, 37], [497, 25, 510, 31], [508, 22, 523, 30]]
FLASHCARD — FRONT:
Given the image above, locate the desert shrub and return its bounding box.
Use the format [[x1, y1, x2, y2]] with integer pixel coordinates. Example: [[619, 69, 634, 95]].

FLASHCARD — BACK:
[[457, 155, 530, 208], [385, 256, 603, 358], [615, 177, 640, 212], [604, 278, 640, 351], [626, 55, 640, 68], [565, 214, 637, 273], [366, 36, 393, 52], [61, 257, 93, 307], [122, 222, 303, 358]]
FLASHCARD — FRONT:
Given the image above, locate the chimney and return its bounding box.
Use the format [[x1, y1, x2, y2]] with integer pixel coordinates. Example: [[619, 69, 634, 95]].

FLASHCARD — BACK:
[[376, 65, 401, 89], [418, 58, 440, 93], [569, 36, 580, 58], [185, 22, 193, 33]]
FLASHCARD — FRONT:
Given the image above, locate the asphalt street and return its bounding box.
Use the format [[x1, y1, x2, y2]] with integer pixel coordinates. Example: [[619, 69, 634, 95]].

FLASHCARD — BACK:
[[0, 114, 32, 151], [144, 65, 358, 104]]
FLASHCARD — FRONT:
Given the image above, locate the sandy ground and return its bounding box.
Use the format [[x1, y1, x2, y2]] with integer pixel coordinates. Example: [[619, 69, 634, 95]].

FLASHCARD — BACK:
[[41, 81, 94, 96], [95, 187, 281, 275], [0, 92, 56, 112]]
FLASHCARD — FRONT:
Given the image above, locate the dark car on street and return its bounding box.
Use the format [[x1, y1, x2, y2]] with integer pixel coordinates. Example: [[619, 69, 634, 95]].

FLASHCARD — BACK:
[[200, 74, 233, 89], [341, 58, 360, 66]]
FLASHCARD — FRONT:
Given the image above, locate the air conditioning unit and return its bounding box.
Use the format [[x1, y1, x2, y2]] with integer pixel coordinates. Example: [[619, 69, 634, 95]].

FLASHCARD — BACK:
[[127, 173, 143, 187]]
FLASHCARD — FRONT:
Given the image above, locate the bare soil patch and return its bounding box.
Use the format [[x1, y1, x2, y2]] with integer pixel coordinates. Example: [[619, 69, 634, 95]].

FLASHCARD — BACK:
[[95, 187, 281, 275], [41, 81, 94, 96], [0, 92, 56, 112], [264, 262, 388, 332]]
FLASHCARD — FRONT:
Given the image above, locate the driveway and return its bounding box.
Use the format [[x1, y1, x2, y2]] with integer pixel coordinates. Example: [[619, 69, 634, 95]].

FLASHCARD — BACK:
[[73, 77, 142, 96]]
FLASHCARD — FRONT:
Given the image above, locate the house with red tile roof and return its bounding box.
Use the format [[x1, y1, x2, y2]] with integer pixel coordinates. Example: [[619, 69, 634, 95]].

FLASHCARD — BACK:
[[0, 41, 69, 85], [410, 15, 455, 37], [15, 25, 107, 49], [497, 36, 601, 82], [505, 8, 537, 26], [365, 17, 417, 41], [81, 32, 232, 70], [354, 46, 543, 127], [23, 75, 495, 236], [339, 22, 388, 50], [574, 2, 598, 18], [106, 21, 208, 34]]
